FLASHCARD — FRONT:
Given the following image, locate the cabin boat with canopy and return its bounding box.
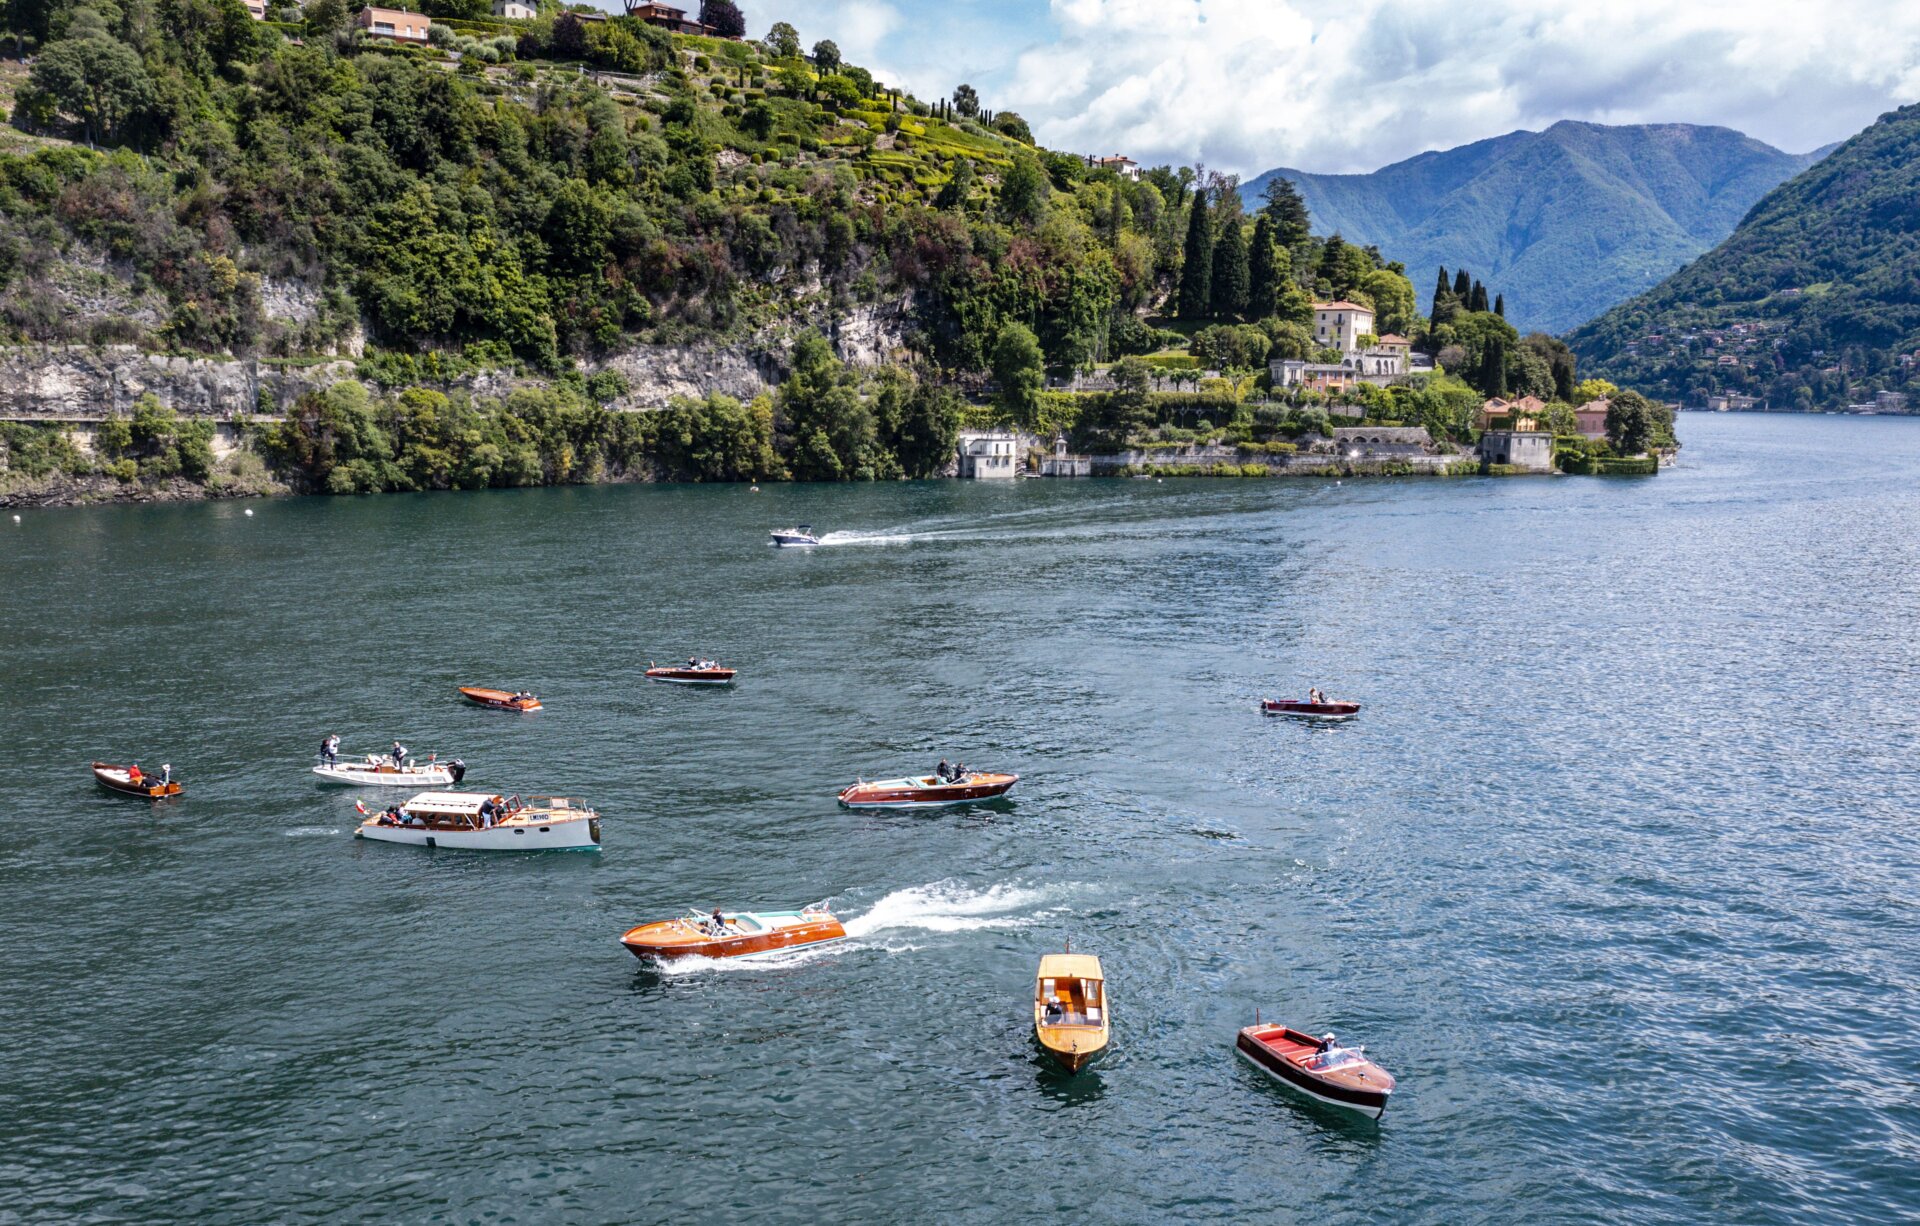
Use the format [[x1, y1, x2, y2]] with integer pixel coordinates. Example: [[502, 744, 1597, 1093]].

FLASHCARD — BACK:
[[837, 770, 1019, 808], [92, 761, 182, 799], [1034, 950, 1109, 1072], [353, 791, 600, 851], [1235, 1022, 1395, 1119], [1261, 698, 1361, 721], [619, 908, 847, 961], [314, 753, 465, 787], [645, 659, 738, 685], [459, 686, 542, 711]]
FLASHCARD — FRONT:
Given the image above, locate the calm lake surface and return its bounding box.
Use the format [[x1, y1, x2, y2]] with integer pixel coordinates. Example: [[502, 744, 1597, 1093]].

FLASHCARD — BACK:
[[3, 413, 1917, 1224]]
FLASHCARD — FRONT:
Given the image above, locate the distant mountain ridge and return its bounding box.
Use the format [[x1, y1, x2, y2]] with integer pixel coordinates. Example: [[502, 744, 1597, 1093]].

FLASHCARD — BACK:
[[1242, 122, 1825, 333], [1567, 104, 1920, 412]]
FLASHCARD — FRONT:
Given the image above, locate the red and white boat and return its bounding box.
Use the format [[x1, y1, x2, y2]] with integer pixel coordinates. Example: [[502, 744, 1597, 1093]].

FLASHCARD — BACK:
[[620, 908, 847, 961], [1261, 699, 1360, 721], [459, 686, 542, 712], [92, 761, 182, 799], [645, 660, 737, 685], [837, 770, 1019, 808], [1235, 1022, 1396, 1120]]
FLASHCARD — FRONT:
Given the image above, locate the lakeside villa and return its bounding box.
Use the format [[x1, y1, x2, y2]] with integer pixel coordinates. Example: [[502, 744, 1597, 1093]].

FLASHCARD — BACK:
[[1268, 301, 1415, 392]]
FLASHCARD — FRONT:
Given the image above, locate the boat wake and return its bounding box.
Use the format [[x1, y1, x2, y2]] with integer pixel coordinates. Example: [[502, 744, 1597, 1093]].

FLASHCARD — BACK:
[[843, 879, 1070, 938], [284, 826, 342, 838], [646, 880, 1074, 975], [814, 530, 922, 547]]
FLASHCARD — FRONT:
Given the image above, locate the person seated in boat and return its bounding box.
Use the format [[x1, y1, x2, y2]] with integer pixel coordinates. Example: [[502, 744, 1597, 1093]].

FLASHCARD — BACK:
[[128, 764, 144, 786], [1317, 1032, 1338, 1053], [1308, 688, 1325, 706], [706, 908, 727, 936], [1043, 998, 1064, 1024], [381, 804, 403, 827], [936, 759, 951, 783]]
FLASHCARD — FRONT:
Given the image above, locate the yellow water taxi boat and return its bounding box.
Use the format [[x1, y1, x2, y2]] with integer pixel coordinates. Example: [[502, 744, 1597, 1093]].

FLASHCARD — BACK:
[[1034, 949, 1109, 1072]]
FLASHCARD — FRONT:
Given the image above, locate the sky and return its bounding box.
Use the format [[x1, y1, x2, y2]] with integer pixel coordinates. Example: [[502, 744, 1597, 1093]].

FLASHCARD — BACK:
[[738, 0, 1920, 176]]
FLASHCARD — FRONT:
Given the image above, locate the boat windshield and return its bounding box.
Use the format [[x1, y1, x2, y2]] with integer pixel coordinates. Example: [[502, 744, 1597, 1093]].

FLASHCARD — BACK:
[[1303, 1048, 1365, 1072]]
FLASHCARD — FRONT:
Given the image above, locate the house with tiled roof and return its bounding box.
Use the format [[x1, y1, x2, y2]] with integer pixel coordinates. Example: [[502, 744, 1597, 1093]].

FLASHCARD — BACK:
[[1573, 397, 1609, 438], [1478, 395, 1547, 431]]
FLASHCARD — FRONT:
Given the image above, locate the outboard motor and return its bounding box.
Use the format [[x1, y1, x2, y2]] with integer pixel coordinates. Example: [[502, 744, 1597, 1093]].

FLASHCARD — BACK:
[[449, 759, 466, 784]]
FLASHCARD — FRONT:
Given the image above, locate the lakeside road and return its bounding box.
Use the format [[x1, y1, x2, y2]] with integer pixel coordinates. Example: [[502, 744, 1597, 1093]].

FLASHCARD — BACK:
[[2, 412, 1916, 1224]]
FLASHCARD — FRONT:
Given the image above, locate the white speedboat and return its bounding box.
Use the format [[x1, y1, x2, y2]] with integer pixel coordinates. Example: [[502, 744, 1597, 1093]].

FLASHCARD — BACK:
[[314, 754, 466, 787], [770, 525, 820, 547], [353, 792, 601, 851]]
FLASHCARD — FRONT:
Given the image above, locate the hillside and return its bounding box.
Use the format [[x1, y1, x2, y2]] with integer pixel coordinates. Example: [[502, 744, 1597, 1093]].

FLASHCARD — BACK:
[[1242, 122, 1823, 333], [1566, 104, 1920, 412]]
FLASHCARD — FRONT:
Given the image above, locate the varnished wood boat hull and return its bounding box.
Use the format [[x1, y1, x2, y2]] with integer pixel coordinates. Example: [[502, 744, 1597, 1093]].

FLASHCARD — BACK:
[[1261, 701, 1360, 721], [838, 773, 1019, 808], [91, 762, 182, 798], [620, 915, 847, 961], [1236, 1026, 1392, 1120], [459, 687, 542, 711]]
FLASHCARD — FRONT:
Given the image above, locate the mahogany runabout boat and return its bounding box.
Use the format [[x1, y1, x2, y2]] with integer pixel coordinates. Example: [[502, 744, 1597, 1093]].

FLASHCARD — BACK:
[[459, 686, 542, 712], [1261, 699, 1361, 721], [92, 762, 182, 798], [620, 908, 847, 961], [1235, 1023, 1395, 1120], [645, 661, 737, 685], [837, 770, 1019, 808]]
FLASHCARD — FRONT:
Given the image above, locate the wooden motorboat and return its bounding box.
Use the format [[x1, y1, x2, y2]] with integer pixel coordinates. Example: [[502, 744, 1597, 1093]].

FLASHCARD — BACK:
[[620, 907, 847, 961], [837, 770, 1019, 809], [459, 686, 542, 712], [1235, 1023, 1395, 1120], [770, 525, 820, 547], [1034, 950, 1109, 1072], [1261, 698, 1361, 721], [313, 753, 465, 787], [92, 761, 182, 798], [353, 792, 600, 851], [645, 660, 737, 685]]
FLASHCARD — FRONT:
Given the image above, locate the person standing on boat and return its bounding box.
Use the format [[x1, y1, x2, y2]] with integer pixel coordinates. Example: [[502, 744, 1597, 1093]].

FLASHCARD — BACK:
[[321, 734, 339, 766], [391, 741, 408, 771], [159, 764, 171, 787]]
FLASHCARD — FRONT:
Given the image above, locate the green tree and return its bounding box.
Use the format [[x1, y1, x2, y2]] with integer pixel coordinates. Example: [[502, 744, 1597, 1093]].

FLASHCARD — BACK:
[[303, 0, 350, 38], [698, 0, 744, 38], [1432, 266, 1450, 318], [952, 83, 980, 118], [25, 33, 156, 146], [1493, 292, 1505, 318], [1479, 336, 1508, 398], [764, 20, 799, 57], [991, 321, 1046, 427], [1453, 268, 1471, 298], [998, 155, 1048, 224], [1247, 215, 1282, 319], [1178, 190, 1212, 319], [1606, 389, 1654, 454], [1258, 176, 1310, 249], [778, 333, 874, 480], [1210, 215, 1249, 320], [811, 39, 840, 73], [872, 371, 962, 477], [1469, 280, 1489, 313], [934, 157, 973, 210]]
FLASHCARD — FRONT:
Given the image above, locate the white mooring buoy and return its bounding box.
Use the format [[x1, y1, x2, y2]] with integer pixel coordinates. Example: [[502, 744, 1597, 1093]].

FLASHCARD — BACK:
[[11, 514, 19, 523], [244, 508, 254, 517]]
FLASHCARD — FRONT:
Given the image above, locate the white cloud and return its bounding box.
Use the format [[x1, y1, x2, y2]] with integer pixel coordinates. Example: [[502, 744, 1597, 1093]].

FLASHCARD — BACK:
[[755, 0, 1920, 175]]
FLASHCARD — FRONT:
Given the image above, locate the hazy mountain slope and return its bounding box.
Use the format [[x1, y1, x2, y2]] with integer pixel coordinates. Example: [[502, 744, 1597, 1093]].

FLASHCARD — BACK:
[[1242, 122, 1822, 332], [1567, 104, 1920, 411]]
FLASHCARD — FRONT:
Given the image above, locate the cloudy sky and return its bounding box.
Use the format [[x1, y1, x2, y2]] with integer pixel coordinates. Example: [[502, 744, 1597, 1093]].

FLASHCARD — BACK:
[[743, 0, 1920, 175]]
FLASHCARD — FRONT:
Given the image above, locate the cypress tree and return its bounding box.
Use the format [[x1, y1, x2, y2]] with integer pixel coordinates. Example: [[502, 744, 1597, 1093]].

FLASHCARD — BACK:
[[1317, 232, 1349, 293], [1178, 191, 1213, 319], [1432, 266, 1450, 319], [1248, 215, 1281, 319], [1453, 268, 1471, 298], [1480, 338, 1508, 397], [1211, 214, 1250, 320], [1470, 280, 1488, 313], [1493, 293, 1505, 318]]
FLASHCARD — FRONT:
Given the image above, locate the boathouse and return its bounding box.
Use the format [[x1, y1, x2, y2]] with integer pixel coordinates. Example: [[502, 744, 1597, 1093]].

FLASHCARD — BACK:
[[958, 431, 1020, 479]]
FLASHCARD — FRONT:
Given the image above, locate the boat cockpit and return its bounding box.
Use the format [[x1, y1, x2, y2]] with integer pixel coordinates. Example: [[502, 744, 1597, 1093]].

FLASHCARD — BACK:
[[1039, 976, 1105, 1028]]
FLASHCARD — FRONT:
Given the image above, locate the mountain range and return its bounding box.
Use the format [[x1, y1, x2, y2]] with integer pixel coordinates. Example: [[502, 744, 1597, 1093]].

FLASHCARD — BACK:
[[1242, 122, 1829, 334], [1567, 104, 1920, 412]]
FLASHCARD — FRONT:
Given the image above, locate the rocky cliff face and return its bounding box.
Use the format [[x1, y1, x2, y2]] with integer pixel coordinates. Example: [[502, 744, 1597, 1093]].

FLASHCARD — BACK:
[[0, 293, 916, 420]]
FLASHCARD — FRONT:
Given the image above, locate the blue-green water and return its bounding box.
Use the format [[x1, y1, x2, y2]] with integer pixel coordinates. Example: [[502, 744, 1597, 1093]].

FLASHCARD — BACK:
[[2, 414, 1916, 1224]]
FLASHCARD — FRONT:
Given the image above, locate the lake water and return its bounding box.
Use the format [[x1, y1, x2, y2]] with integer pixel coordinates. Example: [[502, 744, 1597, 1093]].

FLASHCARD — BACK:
[[2, 413, 1916, 1224]]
